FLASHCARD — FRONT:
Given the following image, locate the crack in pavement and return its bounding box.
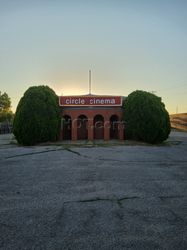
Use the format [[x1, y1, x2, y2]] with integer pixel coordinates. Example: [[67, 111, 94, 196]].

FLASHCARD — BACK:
[[63, 195, 186, 205], [64, 148, 81, 156], [159, 196, 187, 224], [3, 146, 187, 164], [50, 194, 187, 238], [50, 195, 139, 237], [62, 196, 140, 207], [159, 195, 185, 200], [4, 147, 88, 159], [166, 207, 186, 224], [77, 196, 139, 203], [4, 147, 85, 159], [4, 148, 66, 159], [98, 158, 187, 163]]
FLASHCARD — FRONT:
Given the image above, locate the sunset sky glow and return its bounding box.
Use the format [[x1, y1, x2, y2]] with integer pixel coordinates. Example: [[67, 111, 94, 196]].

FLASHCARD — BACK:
[[0, 0, 187, 113]]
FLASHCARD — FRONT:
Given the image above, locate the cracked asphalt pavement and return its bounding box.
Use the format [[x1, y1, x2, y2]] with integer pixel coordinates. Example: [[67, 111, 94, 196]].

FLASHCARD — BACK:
[[0, 131, 187, 250]]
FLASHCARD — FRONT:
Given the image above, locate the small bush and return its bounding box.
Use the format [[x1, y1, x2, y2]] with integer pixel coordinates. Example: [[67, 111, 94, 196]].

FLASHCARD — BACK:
[[123, 90, 171, 144], [13, 85, 60, 145]]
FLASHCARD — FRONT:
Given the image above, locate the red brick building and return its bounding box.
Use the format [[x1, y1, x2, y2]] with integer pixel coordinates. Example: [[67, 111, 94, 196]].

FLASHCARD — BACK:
[[59, 95, 124, 141]]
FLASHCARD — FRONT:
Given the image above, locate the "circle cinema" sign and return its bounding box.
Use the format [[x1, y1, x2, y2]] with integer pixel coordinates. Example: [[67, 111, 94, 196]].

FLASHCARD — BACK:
[[59, 96, 122, 107]]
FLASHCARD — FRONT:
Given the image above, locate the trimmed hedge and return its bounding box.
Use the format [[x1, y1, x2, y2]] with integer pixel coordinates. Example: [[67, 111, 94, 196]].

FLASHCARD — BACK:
[[123, 90, 171, 143], [13, 85, 60, 145]]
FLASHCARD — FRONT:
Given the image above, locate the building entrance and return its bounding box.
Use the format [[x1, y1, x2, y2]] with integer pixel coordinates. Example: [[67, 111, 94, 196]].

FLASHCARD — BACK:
[[77, 115, 88, 140], [62, 115, 71, 140], [110, 115, 119, 139], [94, 115, 104, 139]]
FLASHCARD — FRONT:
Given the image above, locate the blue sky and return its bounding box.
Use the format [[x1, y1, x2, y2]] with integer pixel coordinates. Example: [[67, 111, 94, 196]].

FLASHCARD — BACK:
[[0, 0, 187, 113]]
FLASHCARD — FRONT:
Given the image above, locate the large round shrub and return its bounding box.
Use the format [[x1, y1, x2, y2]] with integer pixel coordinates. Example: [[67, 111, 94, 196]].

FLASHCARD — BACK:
[[13, 85, 60, 145], [123, 90, 171, 144]]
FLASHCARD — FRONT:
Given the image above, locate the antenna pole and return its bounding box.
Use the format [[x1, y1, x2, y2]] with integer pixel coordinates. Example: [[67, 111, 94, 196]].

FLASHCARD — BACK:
[[89, 70, 91, 95]]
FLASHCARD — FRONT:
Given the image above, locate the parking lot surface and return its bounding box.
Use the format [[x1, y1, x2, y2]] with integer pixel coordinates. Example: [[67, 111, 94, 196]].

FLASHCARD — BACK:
[[0, 131, 187, 250]]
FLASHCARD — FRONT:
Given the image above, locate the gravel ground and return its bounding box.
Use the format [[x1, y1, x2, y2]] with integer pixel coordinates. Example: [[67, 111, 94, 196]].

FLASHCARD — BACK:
[[0, 131, 187, 250]]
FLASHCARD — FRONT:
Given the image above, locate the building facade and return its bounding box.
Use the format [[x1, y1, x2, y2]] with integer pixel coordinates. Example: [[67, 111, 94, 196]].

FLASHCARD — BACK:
[[59, 95, 124, 141]]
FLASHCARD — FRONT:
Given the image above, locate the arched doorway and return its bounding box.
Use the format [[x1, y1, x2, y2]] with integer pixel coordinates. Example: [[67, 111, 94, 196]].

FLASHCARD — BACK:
[[94, 115, 104, 139], [110, 115, 119, 139], [62, 115, 71, 140], [77, 115, 88, 140]]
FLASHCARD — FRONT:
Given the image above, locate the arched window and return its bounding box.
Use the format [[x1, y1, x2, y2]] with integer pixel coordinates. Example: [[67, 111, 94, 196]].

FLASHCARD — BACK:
[[110, 115, 119, 139], [94, 115, 104, 139], [62, 115, 71, 140], [77, 115, 88, 140]]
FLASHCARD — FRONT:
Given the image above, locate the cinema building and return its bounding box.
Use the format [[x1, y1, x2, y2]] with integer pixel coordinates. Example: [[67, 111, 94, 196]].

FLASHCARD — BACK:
[[59, 95, 125, 141]]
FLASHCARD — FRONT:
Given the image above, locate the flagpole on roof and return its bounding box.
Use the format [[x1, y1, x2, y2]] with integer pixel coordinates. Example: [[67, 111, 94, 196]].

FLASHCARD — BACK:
[[89, 70, 91, 95]]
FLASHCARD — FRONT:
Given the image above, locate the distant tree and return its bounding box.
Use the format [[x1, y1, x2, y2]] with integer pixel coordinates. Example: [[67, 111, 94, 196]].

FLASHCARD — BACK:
[[0, 91, 14, 125], [123, 90, 171, 144], [0, 92, 11, 111], [13, 85, 61, 145], [0, 110, 14, 123]]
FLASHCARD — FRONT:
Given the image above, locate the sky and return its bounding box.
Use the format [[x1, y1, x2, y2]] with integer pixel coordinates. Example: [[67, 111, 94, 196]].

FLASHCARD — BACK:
[[0, 0, 187, 114]]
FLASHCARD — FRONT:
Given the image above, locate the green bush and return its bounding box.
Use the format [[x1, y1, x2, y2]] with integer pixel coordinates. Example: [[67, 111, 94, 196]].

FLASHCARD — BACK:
[[13, 85, 61, 145], [123, 90, 171, 144]]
